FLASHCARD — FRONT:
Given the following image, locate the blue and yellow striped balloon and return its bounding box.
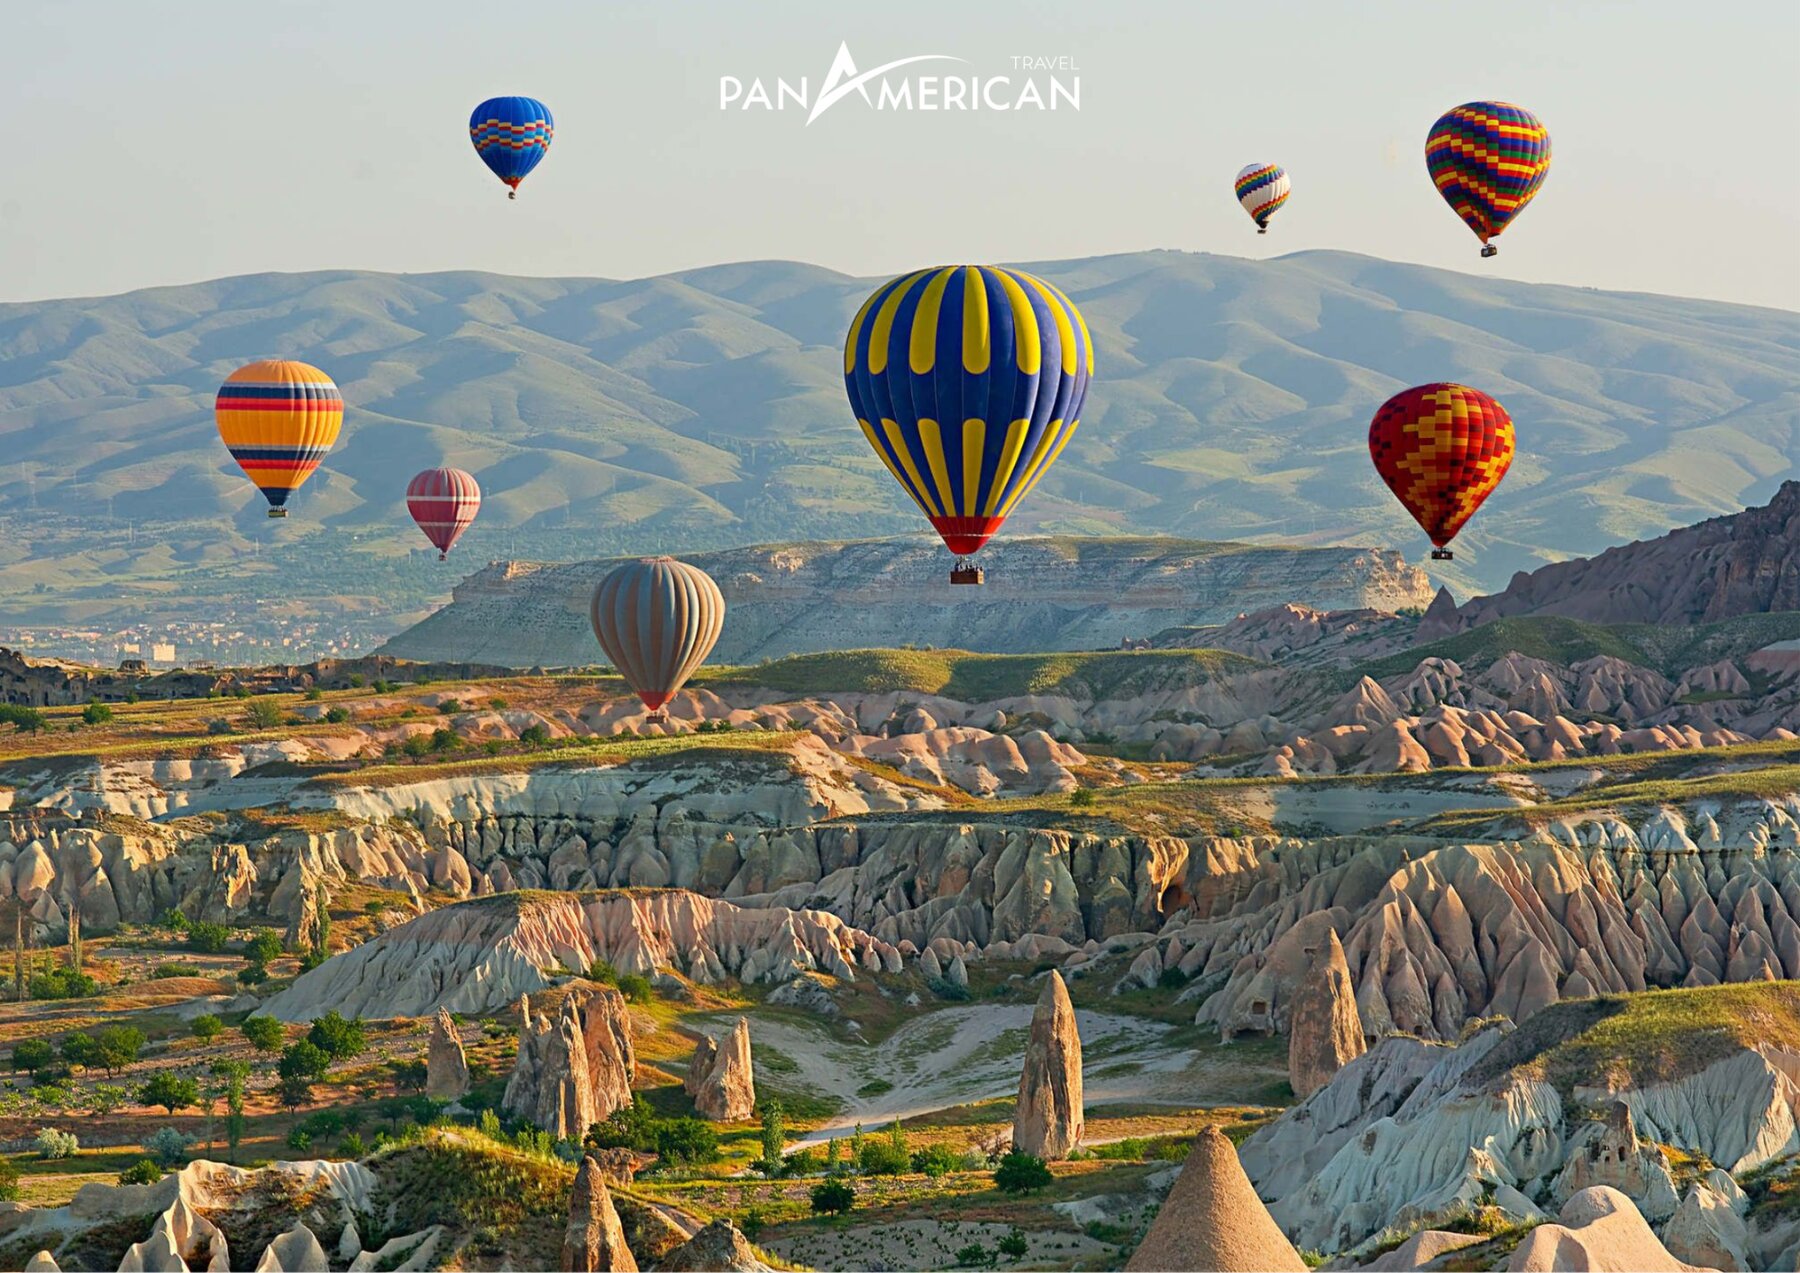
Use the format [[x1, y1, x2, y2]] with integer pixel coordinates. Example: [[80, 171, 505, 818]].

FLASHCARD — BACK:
[[843, 265, 1094, 559]]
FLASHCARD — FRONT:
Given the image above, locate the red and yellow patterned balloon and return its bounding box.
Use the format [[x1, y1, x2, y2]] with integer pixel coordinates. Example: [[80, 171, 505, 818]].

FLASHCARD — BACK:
[[1368, 383, 1514, 559]]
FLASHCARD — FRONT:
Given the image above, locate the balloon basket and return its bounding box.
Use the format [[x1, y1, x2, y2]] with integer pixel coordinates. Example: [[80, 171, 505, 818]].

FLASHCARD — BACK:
[[1431, 549, 1454, 561], [950, 564, 985, 586], [1480, 244, 1497, 259], [266, 508, 287, 519], [647, 711, 669, 725], [507, 190, 517, 200], [438, 551, 447, 562], [1257, 226, 1268, 235]]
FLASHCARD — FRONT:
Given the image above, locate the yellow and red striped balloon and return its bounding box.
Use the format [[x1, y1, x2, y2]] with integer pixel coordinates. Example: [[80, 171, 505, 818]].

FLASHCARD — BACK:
[[214, 360, 343, 518], [1368, 383, 1514, 559]]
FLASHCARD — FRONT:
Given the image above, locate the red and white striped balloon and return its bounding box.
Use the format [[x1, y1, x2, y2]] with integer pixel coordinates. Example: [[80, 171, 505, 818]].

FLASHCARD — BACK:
[[406, 467, 482, 559]]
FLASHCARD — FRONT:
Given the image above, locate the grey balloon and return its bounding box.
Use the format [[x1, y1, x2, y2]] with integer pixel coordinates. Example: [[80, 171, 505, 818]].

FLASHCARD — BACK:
[[589, 556, 726, 712]]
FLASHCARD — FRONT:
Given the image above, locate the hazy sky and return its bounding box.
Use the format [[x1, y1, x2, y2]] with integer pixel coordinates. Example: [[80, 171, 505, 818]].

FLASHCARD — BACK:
[[4, 0, 1797, 308]]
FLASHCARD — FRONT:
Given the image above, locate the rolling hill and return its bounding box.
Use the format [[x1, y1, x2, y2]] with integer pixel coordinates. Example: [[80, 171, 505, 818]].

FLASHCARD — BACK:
[[1, 250, 1794, 648]]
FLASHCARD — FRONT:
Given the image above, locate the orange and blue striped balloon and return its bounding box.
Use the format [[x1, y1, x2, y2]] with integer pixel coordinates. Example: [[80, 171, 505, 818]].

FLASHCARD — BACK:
[[843, 265, 1094, 559], [215, 360, 343, 518], [1426, 102, 1551, 257]]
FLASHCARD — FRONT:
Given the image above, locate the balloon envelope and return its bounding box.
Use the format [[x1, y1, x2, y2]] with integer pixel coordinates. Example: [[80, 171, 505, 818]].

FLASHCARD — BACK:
[[843, 265, 1094, 556], [1368, 383, 1514, 549], [1234, 163, 1290, 230], [469, 96, 554, 193], [589, 557, 726, 712], [407, 467, 481, 559], [1426, 102, 1550, 249], [214, 360, 343, 514]]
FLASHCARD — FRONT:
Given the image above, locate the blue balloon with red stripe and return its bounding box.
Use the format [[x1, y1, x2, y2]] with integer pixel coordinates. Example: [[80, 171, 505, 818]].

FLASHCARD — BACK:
[[469, 96, 554, 198]]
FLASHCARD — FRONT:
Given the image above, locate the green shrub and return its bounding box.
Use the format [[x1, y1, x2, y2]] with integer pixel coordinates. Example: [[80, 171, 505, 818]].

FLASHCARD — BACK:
[[286, 1127, 312, 1151], [0, 704, 46, 733], [28, 967, 99, 999], [191, 1014, 223, 1041], [993, 1149, 1052, 1194], [324, 706, 350, 724], [143, 1127, 194, 1166], [519, 723, 552, 748], [153, 962, 201, 979], [998, 1229, 1029, 1261], [82, 702, 114, 725], [12, 1039, 54, 1074], [60, 1033, 99, 1070], [955, 1244, 992, 1268], [857, 1139, 909, 1176], [243, 931, 283, 965], [910, 1143, 960, 1177], [279, 1040, 331, 1081], [94, 1026, 144, 1075], [615, 973, 653, 1003], [0, 1156, 23, 1199], [1068, 787, 1096, 807], [246, 699, 283, 728], [186, 921, 231, 954], [35, 1127, 78, 1159], [341, 1131, 366, 1158], [810, 1179, 855, 1215]]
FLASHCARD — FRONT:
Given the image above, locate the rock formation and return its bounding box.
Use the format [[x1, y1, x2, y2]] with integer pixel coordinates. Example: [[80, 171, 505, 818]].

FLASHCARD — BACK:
[[425, 1008, 470, 1100], [503, 987, 635, 1139], [689, 1017, 755, 1121], [657, 1220, 772, 1273], [253, 1221, 330, 1272], [561, 1154, 637, 1273], [1286, 928, 1365, 1099], [1507, 1187, 1703, 1272], [1125, 1126, 1306, 1272], [1446, 479, 1800, 630], [683, 1033, 717, 1100], [1012, 970, 1084, 1159], [382, 537, 1434, 668], [22, 1254, 60, 1273]]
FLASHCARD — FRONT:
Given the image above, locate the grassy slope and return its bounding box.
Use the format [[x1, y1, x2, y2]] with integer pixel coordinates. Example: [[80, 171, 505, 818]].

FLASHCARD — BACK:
[[704, 648, 1261, 700]]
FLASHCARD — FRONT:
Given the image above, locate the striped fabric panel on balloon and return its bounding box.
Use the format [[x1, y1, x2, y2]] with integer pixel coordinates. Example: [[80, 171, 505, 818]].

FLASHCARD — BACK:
[[1234, 163, 1290, 225], [1426, 102, 1550, 242], [1368, 383, 1514, 546], [589, 558, 726, 712], [843, 265, 1093, 555], [406, 467, 482, 556], [469, 120, 554, 152], [215, 360, 343, 504]]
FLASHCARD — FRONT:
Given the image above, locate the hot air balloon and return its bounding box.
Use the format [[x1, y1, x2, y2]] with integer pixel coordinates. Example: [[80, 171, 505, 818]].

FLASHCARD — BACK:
[[469, 96, 554, 199], [1426, 101, 1551, 257], [215, 360, 343, 518], [1234, 163, 1290, 233], [843, 265, 1094, 585], [406, 468, 481, 560], [1368, 383, 1514, 561], [589, 557, 725, 723]]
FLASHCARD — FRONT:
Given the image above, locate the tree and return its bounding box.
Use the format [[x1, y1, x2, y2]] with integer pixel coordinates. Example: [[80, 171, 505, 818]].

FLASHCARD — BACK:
[[119, 1159, 163, 1185], [35, 1128, 78, 1159], [998, 1230, 1029, 1261], [245, 698, 283, 728], [759, 1099, 785, 1168], [277, 1072, 312, 1114], [0, 1156, 20, 1201], [94, 1025, 145, 1076], [324, 706, 350, 724], [810, 1179, 855, 1215], [223, 1078, 247, 1164], [387, 1058, 427, 1093], [61, 1031, 101, 1071], [279, 1040, 330, 1082], [993, 1149, 1053, 1194], [241, 1016, 285, 1052], [0, 705, 46, 733], [191, 1014, 223, 1042], [13, 1038, 54, 1074], [138, 1072, 200, 1116], [89, 1084, 129, 1117], [186, 921, 230, 954], [82, 702, 113, 726], [306, 1011, 366, 1061]]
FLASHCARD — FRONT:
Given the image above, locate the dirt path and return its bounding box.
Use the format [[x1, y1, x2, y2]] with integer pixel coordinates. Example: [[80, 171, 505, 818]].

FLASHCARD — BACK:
[[724, 1004, 1194, 1147]]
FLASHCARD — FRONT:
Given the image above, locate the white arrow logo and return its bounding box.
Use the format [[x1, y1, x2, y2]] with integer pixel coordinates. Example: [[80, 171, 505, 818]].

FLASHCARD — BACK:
[[806, 41, 966, 125]]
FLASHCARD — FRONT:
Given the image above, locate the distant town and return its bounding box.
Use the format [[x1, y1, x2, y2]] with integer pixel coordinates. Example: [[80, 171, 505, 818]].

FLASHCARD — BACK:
[[0, 615, 389, 670]]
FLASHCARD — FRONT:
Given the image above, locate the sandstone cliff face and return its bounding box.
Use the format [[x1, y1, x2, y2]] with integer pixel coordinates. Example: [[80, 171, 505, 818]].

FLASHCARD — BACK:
[[380, 537, 1435, 668], [1286, 928, 1365, 1099], [690, 1018, 755, 1122], [502, 986, 635, 1139], [562, 1155, 637, 1273], [264, 890, 898, 1020], [1442, 479, 1800, 630], [425, 1008, 470, 1101], [1012, 971, 1084, 1160]]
